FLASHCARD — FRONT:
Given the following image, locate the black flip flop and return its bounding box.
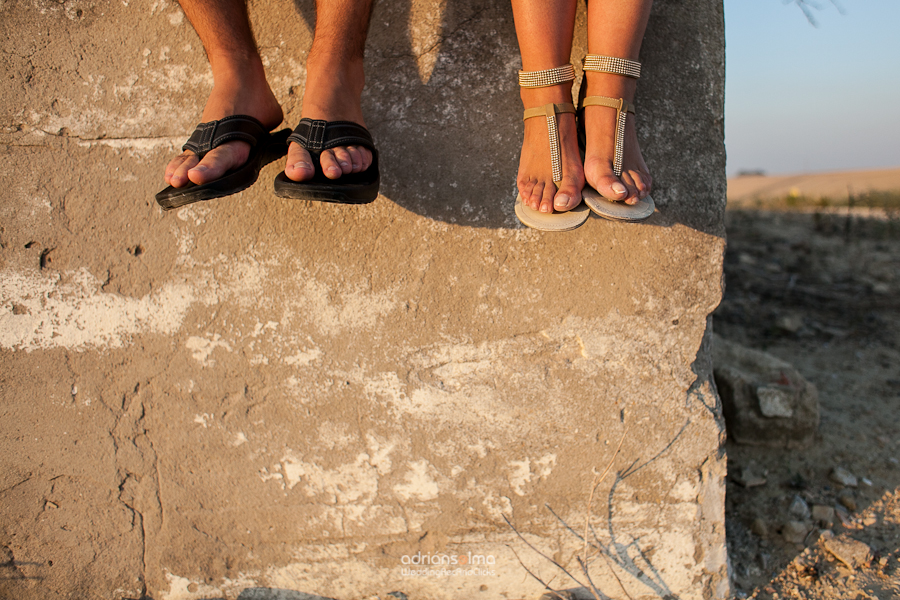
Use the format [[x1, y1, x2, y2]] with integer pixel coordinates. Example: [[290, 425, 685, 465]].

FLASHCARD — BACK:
[[273, 119, 380, 204], [155, 115, 290, 211]]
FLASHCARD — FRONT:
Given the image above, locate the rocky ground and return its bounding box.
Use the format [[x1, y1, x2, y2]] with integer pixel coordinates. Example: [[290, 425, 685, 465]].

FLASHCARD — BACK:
[[714, 206, 900, 599]]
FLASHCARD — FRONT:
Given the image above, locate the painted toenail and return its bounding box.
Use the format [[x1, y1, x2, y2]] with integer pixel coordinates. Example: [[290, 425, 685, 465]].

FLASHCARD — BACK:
[[612, 183, 627, 195]]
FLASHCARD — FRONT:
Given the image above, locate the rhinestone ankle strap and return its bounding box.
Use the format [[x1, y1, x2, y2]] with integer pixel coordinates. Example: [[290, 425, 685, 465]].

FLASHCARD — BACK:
[[582, 55, 641, 79], [518, 64, 576, 88]]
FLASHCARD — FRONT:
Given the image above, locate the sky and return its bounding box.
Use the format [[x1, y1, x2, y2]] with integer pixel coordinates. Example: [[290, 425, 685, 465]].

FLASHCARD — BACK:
[[724, 0, 900, 176]]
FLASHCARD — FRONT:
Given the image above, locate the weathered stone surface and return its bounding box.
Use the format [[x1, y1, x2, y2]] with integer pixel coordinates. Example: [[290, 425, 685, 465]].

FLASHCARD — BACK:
[[712, 334, 819, 448], [0, 0, 727, 599], [823, 536, 872, 570]]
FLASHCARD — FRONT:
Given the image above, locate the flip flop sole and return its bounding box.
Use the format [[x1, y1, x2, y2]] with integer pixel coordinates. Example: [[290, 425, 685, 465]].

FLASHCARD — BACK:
[[514, 194, 590, 232], [583, 186, 655, 222], [155, 129, 290, 211], [272, 171, 379, 204]]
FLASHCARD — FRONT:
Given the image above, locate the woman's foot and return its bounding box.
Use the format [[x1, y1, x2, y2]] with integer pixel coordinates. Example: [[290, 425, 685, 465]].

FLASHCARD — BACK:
[[163, 64, 284, 189], [517, 84, 584, 214], [581, 71, 652, 205], [283, 55, 373, 182]]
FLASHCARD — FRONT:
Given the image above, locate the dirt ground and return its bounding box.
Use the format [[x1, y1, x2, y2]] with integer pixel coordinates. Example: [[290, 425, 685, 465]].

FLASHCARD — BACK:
[[714, 205, 900, 599]]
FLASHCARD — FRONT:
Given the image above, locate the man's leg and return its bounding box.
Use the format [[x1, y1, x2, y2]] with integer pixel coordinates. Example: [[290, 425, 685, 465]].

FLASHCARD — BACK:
[[164, 0, 283, 189], [283, 0, 375, 182]]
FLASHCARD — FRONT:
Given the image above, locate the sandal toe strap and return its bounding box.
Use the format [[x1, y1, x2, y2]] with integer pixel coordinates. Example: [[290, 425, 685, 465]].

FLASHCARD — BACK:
[[582, 96, 636, 177], [523, 103, 576, 183], [287, 118, 375, 154], [183, 115, 268, 157]]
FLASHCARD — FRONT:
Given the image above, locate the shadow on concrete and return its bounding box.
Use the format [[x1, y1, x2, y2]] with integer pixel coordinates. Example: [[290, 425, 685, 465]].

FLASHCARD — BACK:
[[283, 0, 725, 238], [0, 559, 45, 581]]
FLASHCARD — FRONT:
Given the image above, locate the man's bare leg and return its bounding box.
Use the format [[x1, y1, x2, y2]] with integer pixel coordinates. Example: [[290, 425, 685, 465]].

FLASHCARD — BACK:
[[164, 0, 283, 189], [510, 0, 583, 214], [582, 0, 653, 204], [283, 0, 375, 182]]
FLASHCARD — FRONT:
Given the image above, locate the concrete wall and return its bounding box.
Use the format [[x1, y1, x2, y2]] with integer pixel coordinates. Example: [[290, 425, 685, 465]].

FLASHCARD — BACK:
[[0, 0, 728, 598]]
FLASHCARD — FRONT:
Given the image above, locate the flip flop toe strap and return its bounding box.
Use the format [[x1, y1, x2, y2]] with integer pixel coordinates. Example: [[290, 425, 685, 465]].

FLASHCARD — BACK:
[[182, 115, 268, 157], [582, 96, 635, 177], [523, 103, 576, 183], [287, 119, 376, 153]]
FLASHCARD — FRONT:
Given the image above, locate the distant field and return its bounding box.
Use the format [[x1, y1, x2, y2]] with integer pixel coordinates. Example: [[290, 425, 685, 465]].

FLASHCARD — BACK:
[[727, 167, 900, 210]]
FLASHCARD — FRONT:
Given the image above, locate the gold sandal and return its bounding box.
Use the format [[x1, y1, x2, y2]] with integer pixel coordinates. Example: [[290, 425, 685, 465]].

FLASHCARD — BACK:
[[514, 64, 589, 232], [579, 55, 654, 222]]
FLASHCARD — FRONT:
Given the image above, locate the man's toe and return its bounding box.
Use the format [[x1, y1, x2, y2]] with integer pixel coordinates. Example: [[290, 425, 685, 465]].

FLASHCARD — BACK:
[[330, 148, 354, 175], [187, 142, 250, 186], [285, 143, 315, 182], [166, 152, 199, 188], [345, 146, 372, 173], [319, 150, 345, 180]]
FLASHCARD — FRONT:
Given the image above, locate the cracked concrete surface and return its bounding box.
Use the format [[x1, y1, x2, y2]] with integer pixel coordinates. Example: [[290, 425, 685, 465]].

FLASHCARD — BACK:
[[0, 0, 728, 598]]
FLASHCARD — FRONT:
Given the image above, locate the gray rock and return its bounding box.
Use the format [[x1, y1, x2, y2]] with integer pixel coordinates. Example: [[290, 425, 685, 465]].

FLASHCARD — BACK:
[[830, 466, 859, 487], [712, 334, 819, 448], [756, 385, 795, 417], [823, 537, 872, 569], [834, 506, 854, 528], [732, 466, 767, 488], [838, 490, 858, 512], [775, 314, 804, 334], [788, 495, 811, 520], [811, 505, 835, 525], [782, 521, 810, 544], [751, 518, 768, 538]]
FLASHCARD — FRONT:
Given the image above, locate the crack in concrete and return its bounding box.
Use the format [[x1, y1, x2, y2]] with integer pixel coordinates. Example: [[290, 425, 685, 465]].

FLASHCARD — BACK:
[[0, 476, 33, 495]]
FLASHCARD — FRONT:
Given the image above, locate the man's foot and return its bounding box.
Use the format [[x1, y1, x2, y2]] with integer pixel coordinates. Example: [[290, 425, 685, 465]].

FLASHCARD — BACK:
[[516, 84, 584, 214], [284, 56, 373, 182], [163, 70, 284, 189], [581, 72, 651, 205]]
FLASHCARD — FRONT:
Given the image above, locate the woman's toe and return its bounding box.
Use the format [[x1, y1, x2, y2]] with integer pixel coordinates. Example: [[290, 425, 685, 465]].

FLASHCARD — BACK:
[[553, 176, 582, 212], [631, 170, 652, 199], [539, 185, 556, 213]]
